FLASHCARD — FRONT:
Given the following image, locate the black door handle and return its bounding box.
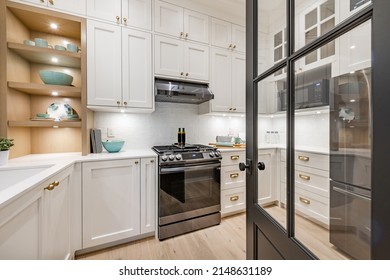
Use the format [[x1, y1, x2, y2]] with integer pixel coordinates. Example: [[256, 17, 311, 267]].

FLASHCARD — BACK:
[[239, 159, 252, 174], [258, 162, 265, 171], [239, 162, 249, 171]]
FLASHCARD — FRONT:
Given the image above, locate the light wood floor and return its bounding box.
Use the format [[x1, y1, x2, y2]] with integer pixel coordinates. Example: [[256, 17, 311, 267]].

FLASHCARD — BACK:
[[77, 207, 351, 260], [76, 213, 246, 260]]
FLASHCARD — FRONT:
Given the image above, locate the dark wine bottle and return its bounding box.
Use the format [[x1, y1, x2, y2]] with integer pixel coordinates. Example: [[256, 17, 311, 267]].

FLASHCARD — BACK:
[[182, 128, 186, 146], [177, 128, 182, 145]]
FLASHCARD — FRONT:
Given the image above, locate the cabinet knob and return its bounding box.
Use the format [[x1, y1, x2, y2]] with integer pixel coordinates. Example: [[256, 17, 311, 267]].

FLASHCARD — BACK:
[[123, 101, 128, 106], [49, 0, 54, 5], [123, 17, 128, 24], [185, 33, 189, 38], [230, 195, 239, 201], [40, 0, 44, 3], [185, 73, 189, 77], [117, 101, 121, 106], [135, 161, 139, 165], [150, 160, 155, 163], [233, 108, 237, 111], [180, 72, 184, 76], [228, 44, 233, 49], [233, 44, 236, 49], [116, 16, 120, 23], [180, 32, 184, 38]]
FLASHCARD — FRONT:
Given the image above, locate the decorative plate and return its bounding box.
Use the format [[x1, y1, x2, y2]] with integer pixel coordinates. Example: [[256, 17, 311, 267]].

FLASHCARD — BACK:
[[47, 103, 74, 121]]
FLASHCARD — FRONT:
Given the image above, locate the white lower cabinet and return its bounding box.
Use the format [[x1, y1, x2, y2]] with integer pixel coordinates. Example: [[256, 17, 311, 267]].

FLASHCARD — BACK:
[[82, 158, 156, 249], [220, 151, 246, 216], [0, 165, 76, 260], [257, 149, 278, 206]]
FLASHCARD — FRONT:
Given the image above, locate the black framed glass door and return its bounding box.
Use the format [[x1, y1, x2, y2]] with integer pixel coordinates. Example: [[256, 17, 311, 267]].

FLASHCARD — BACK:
[[245, 0, 390, 260]]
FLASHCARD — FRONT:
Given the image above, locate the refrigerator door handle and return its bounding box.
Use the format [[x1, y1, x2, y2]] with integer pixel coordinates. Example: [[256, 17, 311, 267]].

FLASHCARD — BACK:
[[332, 186, 371, 201]]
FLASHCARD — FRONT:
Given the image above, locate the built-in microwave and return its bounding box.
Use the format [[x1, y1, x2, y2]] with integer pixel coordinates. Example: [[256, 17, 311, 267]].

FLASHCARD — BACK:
[[278, 79, 329, 111]]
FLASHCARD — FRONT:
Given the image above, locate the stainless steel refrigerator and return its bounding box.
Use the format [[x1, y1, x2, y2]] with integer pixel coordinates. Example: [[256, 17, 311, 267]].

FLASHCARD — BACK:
[[329, 68, 371, 259]]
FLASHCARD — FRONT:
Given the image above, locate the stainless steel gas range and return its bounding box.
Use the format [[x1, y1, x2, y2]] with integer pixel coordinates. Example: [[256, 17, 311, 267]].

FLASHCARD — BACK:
[[152, 144, 222, 240]]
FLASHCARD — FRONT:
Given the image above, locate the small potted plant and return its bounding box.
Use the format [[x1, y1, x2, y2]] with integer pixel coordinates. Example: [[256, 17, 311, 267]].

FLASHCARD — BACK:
[[0, 137, 14, 166]]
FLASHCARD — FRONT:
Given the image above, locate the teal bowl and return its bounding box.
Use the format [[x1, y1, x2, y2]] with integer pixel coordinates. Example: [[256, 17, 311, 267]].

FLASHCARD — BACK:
[[39, 70, 73, 86], [102, 140, 125, 153]]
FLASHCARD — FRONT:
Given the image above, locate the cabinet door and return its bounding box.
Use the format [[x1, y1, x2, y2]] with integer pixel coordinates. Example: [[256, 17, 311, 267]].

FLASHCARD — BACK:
[[183, 42, 209, 81], [184, 9, 209, 44], [232, 24, 246, 53], [154, 0, 183, 38], [87, 0, 122, 23], [122, 29, 153, 108], [82, 159, 141, 248], [231, 53, 246, 113], [122, 0, 152, 30], [211, 18, 232, 49], [87, 20, 122, 107], [51, 0, 86, 15], [155, 35, 184, 78], [258, 150, 276, 205], [140, 158, 156, 234], [18, 0, 47, 6], [42, 167, 72, 260], [0, 187, 44, 260], [210, 48, 232, 112]]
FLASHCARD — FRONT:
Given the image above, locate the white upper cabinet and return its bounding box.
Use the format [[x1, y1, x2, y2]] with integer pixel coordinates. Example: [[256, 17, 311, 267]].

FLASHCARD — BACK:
[[16, 0, 86, 15], [155, 35, 209, 82], [155, 0, 209, 44], [87, 20, 153, 111], [211, 18, 245, 52], [209, 48, 245, 113], [87, 0, 151, 30]]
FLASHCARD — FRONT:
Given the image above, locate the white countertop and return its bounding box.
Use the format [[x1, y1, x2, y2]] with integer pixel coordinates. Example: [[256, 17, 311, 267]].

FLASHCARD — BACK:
[[0, 149, 157, 208]]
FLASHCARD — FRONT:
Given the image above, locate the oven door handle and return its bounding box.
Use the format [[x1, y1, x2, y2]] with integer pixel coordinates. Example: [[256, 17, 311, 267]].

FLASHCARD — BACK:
[[160, 163, 221, 174]]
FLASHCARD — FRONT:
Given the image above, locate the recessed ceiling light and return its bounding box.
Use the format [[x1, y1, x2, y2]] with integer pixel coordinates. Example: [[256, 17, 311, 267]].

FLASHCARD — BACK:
[[317, 111, 321, 114], [350, 99, 356, 103], [50, 23, 58, 29], [52, 91, 58, 96], [51, 57, 58, 63], [350, 45, 356, 49]]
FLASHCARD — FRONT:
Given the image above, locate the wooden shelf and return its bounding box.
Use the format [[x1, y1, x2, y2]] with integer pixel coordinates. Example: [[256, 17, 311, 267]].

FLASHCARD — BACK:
[[8, 42, 81, 68], [8, 81, 81, 98], [8, 120, 82, 128]]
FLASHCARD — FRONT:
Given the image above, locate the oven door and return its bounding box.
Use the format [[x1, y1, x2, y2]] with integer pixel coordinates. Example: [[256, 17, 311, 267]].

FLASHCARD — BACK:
[[159, 161, 221, 225]]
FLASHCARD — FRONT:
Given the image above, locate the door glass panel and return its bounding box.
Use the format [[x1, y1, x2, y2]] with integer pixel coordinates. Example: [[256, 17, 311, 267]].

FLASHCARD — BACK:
[[258, 0, 286, 75], [293, 20, 372, 259], [257, 68, 287, 230], [295, 0, 371, 51]]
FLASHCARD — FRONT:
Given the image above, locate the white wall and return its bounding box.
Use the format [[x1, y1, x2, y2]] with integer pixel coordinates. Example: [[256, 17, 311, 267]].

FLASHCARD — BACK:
[[94, 102, 246, 150]]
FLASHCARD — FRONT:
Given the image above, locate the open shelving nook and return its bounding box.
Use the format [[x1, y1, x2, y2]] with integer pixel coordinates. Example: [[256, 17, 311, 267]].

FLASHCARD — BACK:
[[0, 1, 92, 158]]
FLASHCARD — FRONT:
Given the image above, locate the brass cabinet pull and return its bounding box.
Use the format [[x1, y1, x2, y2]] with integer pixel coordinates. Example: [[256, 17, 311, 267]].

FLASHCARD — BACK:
[[45, 181, 60, 191], [230, 173, 239, 179], [185, 33, 189, 38], [123, 101, 128, 106], [299, 174, 311, 181], [298, 155, 309, 161], [299, 197, 310, 205], [40, 0, 45, 3], [49, 0, 54, 5], [230, 155, 240, 160], [180, 32, 184, 38], [123, 17, 128, 23], [117, 101, 121, 106], [233, 44, 236, 49], [185, 73, 189, 77], [135, 161, 139, 164], [233, 108, 237, 111], [230, 195, 239, 201], [228, 44, 233, 49], [180, 72, 184, 76], [116, 16, 120, 23]]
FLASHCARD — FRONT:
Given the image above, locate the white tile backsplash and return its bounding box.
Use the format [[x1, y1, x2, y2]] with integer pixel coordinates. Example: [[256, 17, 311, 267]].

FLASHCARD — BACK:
[[94, 103, 246, 150]]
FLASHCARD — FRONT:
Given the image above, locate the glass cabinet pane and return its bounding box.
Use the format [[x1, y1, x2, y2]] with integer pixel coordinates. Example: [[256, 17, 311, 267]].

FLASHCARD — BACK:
[[258, 0, 286, 75], [320, 0, 335, 21], [293, 20, 372, 259]]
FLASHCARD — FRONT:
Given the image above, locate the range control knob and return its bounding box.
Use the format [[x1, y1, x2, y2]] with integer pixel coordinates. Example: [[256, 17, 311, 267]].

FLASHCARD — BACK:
[[175, 154, 182, 160], [168, 154, 175, 161], [209, 151, 215, 157], [161, 155, 168, 161], [215, 151, 221, 157]]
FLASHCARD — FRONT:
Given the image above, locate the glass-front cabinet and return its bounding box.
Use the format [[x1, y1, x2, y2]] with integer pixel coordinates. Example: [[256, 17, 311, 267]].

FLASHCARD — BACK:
[[254, 0, 372, 259]]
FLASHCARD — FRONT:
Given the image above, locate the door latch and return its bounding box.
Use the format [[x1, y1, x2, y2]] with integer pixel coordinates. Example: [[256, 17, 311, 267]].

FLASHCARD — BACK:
[[239, 159, 252, 175]]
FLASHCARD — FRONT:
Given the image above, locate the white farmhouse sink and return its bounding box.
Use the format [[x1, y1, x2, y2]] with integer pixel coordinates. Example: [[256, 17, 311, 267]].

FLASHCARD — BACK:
[[0, 165, 54, 191]]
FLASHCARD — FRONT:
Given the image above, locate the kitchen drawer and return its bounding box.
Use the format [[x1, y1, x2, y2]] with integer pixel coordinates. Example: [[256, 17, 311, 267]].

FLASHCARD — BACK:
[[295, 187, 329, 226], [221, 165, 245, 190], [281, 150, 329, 171], [295, 165, 329, 197], [221, 187, 246, 216], [221, 151, 245, 167]]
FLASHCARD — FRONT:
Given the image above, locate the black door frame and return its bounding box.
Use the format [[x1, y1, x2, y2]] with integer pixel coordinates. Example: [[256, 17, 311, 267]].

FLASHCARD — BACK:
[[246, 0, 390, 259]]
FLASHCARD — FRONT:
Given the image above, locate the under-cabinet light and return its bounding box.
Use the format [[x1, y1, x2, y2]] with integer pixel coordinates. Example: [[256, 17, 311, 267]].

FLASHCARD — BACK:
[[51, 57, 58, 63], [52, 91, 58, 96], [50, 23, 58, 30], [317, 111, 321, 114], [120, 109, 125, 113]]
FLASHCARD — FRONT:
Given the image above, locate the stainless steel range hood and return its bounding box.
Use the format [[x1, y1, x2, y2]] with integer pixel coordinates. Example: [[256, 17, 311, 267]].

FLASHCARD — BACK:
[[155, 78, 214, 105]]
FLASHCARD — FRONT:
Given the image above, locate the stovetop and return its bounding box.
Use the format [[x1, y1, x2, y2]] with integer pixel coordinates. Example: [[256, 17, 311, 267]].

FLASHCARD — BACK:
[[152, 144, 221, 165]]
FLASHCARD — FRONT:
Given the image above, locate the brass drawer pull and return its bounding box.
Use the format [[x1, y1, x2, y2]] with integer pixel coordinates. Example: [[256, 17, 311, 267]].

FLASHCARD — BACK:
[[299, 174, 310, 181], [298, 155, 309, 161], [299, 197, 310, 205], [230, 173, 239, 179], [230, 155, 240, 160], [230, 195, 239, 201], [45, 181, 60, 191]]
